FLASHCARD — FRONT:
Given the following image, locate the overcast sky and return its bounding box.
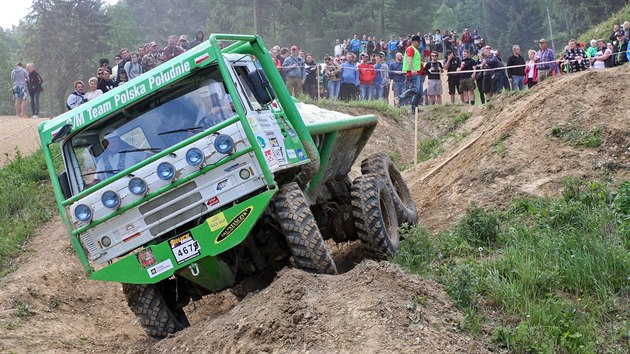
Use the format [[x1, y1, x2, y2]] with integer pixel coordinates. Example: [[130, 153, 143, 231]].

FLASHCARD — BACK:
[[0, 0, 119, 29]]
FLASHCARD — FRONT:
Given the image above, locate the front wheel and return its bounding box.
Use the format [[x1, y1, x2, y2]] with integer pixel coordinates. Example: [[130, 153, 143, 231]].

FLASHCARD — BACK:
[[272, 182, 337, 274], [122, 279, 190, 339], [351, 173, 400, 258]]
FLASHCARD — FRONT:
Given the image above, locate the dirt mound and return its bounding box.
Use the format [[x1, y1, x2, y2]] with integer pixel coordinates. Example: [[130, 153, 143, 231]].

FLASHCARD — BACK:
[[0, 115, 48, 167], [148, 261, 487, 354], [407, 67, 630, 232]]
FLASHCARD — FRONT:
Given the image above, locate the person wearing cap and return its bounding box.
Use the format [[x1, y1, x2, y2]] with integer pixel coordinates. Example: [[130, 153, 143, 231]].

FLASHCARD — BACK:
[[282, 45, 306, 97], [163, 35, 185, 61], [189, 30, 205, 49], [179, 35, 190, 51], [357, 53, 375, 100], [535, 38, 556, 82], [614, 32, 628, 66], [142, 41, 163, 72], [586, 39, 599, 59], [399, 34, 424, 113], [373, 53, 389, 100], [461, 28, 472, 52]]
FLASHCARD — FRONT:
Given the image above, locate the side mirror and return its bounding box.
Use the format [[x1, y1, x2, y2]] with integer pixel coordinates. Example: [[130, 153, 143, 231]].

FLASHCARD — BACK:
[[247, 68, 275, 105], [58, 172, 72, 200], [52, 123, 73, 143]]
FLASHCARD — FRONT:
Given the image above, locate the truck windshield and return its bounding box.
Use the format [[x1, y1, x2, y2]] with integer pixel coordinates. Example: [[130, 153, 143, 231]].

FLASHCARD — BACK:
[[67, 68, 236, 191]]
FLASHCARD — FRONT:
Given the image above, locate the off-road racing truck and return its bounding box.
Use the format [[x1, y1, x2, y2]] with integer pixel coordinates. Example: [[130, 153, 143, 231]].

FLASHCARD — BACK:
[[39, 34, 417, 339]]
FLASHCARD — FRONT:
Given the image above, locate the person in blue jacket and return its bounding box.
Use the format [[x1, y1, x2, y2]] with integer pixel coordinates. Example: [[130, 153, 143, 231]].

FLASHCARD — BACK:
[[339, 53, 359, 101]]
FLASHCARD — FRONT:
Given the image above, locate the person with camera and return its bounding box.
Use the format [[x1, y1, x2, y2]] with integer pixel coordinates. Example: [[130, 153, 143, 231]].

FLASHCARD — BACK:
[[323, 56, 341, 99], [424, 51, 443, 105]]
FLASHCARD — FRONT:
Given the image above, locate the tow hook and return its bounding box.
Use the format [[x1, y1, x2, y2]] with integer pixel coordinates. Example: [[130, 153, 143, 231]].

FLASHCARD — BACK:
[[189, 262, 200, 276]]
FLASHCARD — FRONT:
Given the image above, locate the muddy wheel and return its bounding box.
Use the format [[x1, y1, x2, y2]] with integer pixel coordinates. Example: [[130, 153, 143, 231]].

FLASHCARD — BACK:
[[273, 182, 338, 274], [361, 153, 418, 225], [351, 173, 400, 258], [122, 280, 190, 339]]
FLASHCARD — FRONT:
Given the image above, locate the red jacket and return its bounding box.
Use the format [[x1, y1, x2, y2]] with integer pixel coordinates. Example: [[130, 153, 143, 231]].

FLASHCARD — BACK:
[[358, 63, 376, 84]]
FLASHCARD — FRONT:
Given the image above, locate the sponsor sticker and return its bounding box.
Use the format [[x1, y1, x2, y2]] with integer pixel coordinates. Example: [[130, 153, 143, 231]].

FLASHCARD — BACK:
[[297, 148, 305, 160], [216, 178, 230, 191], [194, 53, 210, 64], [207, 212, 228, 231], [207, 196, 220, 206], [169, 233, 200, 264], [147, 259, 174, 278], [215, 206, 253, 244], [224, 161, 246, 173], [137, 248, 156, 268], [256, 136, 266, 148], [287, 149, 297, 159], [269, 136, 279, 147]]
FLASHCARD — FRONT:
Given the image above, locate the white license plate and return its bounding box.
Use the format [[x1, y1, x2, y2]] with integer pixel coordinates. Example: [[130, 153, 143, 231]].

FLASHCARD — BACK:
[[169, 234, 201, 264]]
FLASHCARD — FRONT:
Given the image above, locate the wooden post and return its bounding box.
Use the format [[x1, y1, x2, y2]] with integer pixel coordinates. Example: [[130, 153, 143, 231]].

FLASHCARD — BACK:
[[414, 107, 418, 165], [317, 64, 320, 100]]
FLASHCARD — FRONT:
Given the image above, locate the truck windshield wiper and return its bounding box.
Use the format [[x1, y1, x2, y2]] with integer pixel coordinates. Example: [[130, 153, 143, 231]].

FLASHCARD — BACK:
[[118, 147, 163, 154], [81, 169, 120, 177], [158, 127, 203, 135]]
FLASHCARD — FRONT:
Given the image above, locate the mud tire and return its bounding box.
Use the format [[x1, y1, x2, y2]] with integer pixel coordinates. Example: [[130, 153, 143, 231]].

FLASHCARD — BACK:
[[122, 281, 190, 339], [361, 153, 418, 225], [273, 182, 338, 274], [351, 173, 400, 258]]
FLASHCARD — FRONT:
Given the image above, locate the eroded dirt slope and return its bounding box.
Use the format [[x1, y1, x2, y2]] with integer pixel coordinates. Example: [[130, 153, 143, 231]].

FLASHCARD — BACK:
[[406, 67, 630, 232], [0, 116, 48, 167]]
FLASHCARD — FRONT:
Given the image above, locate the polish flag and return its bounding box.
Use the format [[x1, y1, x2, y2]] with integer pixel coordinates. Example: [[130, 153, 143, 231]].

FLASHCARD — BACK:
[[195, 53, 210, 64]]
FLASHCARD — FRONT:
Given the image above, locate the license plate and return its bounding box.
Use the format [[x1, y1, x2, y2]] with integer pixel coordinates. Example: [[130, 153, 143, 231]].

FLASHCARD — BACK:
[[169, 233, 200, 264]]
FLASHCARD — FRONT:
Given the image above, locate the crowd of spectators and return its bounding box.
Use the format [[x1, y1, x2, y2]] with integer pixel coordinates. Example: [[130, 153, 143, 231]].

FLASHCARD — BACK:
[[65, 30, 208, 110], [269, 22, 630, 112]]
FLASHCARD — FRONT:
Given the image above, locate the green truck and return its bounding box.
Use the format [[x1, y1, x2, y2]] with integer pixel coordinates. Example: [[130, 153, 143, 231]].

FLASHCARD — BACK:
[[38, 34, 417, 338]]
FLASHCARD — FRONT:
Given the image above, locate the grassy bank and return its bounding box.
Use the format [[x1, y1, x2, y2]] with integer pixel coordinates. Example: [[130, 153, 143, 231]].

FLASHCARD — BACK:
[[0, 150, 56, 278], [578, 5, 630, 43], [393, 178, 630, 352]]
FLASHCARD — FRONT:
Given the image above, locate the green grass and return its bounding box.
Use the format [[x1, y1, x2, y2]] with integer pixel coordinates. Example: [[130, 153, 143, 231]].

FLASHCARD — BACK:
[[0, 149, 56, 278], [417, 137, 445, 162], [491, 132, 511, 157], [392, 178, 630, 352], [550, 126, 603, 148], [578, 4, 630, 43]]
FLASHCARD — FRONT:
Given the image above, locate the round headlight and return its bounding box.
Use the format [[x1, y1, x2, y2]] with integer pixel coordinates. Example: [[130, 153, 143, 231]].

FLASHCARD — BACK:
[[157, 162, 175, 180], [214, 134, 234, 154], [101, 236, 111, 247], [239, 168, 251, 180], [101, 190, 121, 209], [74, 204, 92, 222], [128, 177, 148, 195], [186, 148, 205, 166]]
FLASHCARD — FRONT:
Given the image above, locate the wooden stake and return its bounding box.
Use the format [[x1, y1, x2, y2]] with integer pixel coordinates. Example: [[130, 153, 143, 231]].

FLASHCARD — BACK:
[[420, 132, 484, 181], [414, 106, 418, 165]]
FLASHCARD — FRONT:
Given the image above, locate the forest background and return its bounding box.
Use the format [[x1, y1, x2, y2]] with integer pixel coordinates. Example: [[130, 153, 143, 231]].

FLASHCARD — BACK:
[[0, 0, 626, 116]]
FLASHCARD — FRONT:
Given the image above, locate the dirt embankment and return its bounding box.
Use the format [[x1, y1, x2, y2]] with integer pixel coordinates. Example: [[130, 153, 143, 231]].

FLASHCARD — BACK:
[[407, 67, 630, 232], [0, 116, 48, 167]]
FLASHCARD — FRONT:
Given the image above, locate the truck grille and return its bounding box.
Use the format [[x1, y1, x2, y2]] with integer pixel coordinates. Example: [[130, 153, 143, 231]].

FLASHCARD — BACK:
[[80, 233, 100, 260], [139, 182, 197, 215], [148, 203, 208, 236]]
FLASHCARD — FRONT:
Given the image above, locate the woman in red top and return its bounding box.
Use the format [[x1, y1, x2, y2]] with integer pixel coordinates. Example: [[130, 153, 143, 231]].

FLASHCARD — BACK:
[[357, 53, 375, 100]]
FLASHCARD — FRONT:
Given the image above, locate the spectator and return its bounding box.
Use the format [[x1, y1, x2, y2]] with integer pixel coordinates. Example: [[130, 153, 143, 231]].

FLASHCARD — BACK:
[[282, 45, 306, 97], [323, 56, 341, 99], [358, 53, 375, 100], [472, 30, 481, 49], [66, 80, 87, 110], [115, 68, 129, 86], [399, 34, 424, 113], [25, 63, 43, 118], [457, 49, 476, 105], [524, 49, 538, 89], [124, 52, 143, 80], [444, 49, 463, 104], [535, 38, 556, 82], [610, 24, 621, 45], [137, 46, 146, 59], [590, 39, 611, 69], [11, 62, 29, 118], [625, 21, 630, 39], [379, 38, 387, 58], [350, 34, 361, 57], [461, 28, 473, 52], [387, 35, 398, 60], [373, 53, 389, 100], [189, 30, 205, 49], [494, 50, 510, 93], [141, 41, 163, 72], [434, 29, 443, 57], [562, 39, 588, 73], [424, 51, 443, 105], [339, 53, 359, 101], [85, 77, 103, 101], [116, 48, 131, 83], [303, 54, 318, 99], [99, 58, 110, 75], [586, 39, 598, 59], [614, 32, 628, 66], [179, 35, 190, 51], [389, 52, 406, 100], [507, 45, 526, 91], [111, 55, 121, 78], [334, 39, 343, 58], [443, 30, 453, 53], [97, 68, 116, 93], [163, 35, 185, 61]]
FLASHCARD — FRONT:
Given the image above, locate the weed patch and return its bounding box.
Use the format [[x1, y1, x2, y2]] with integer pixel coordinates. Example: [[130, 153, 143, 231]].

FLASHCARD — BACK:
[[417, 137, 445, 161], [550, 125, 603, 148]]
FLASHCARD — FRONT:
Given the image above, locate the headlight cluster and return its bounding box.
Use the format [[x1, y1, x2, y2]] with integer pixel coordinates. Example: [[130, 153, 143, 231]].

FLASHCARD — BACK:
[[214, 134, 234, 154], [157, 162, 176, 180], [74, 204, 92, 222]]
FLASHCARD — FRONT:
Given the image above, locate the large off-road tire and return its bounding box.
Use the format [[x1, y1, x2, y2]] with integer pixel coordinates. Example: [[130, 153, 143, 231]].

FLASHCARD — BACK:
[[122, 281, 190, 339], [361, 153, 418, 225], [351, 173, 400, 258], [273, 182, 338, 274]]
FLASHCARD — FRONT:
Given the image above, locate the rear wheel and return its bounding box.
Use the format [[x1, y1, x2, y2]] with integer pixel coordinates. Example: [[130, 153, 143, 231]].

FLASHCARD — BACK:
[[361, 153, 418, 225], [272, 182, 337, 274], [122, 279, 190, 339], [351, 173, 400, 258]]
